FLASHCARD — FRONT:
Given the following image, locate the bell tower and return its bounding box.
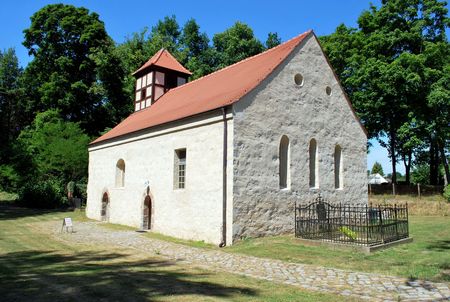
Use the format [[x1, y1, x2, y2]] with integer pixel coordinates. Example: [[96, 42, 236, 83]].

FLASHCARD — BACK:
[[132, 49, 191, 111]]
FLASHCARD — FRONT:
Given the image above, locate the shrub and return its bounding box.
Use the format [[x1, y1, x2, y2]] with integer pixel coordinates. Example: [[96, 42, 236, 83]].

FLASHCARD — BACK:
[[18, 178, 68, 209], [339, 226, 357, 241], [444, 185, 450, 203], [75, 183, 87, 199], [0, 164, 20, 191]]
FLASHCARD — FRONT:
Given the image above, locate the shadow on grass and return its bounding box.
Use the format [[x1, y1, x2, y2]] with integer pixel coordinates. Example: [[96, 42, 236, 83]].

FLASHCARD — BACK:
[[0, 204, 73, 221], [426, 240, 450, 252], [0, 250, 257, 301]]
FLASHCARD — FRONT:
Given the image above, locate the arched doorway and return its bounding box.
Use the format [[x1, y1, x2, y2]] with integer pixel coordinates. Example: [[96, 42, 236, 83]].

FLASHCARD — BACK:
[[143, 195, 152, 230], [101, 192, 110, 221]]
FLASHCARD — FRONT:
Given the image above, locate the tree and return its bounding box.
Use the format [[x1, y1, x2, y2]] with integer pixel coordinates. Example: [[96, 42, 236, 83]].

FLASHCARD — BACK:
[[411, 164, 430, 185], [213, 22, 264, 68], [0, 48, 23, 157], [18, 109, 90, 182], [22, 4, 127, 135], [0, 48, 28, 191], [371, 161, 384, 176], [265, 32, 281, 49], [180, 19, 219, 79], [150, 15, 182, 55], [321, 0, 449, 184]]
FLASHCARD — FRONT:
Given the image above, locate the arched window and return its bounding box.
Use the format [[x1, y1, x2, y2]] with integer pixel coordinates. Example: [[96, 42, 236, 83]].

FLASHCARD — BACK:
[[309, 139, 319, 188], [279, 135, 290, 189], [115, 159, 125, 187], [334, 145, 343, 189]]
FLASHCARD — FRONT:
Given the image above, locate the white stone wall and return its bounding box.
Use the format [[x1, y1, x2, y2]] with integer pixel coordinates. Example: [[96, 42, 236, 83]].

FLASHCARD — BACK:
[[232, 34, 368, 241], [86, 110, 234, 245]]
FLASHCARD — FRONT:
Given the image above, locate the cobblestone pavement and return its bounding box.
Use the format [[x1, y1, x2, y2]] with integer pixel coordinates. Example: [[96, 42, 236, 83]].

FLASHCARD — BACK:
[[46, 221, 450, 302]]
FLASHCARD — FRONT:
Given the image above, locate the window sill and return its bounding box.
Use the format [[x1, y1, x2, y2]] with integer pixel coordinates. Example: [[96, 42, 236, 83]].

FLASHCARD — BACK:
[[280, 188, 291, 192]]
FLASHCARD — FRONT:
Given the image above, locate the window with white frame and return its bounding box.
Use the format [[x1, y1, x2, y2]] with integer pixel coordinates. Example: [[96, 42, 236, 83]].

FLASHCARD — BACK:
[[174, 149, 186, 189]]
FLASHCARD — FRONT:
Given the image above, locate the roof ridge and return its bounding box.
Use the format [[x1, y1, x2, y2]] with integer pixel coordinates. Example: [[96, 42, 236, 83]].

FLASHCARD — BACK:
[[163, 30, 312, 96], [153, 48, 165, 63]]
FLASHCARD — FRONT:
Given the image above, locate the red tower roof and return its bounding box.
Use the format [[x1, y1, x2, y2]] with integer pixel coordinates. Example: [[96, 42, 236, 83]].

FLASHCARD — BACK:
[[133, 48, 192, 76]]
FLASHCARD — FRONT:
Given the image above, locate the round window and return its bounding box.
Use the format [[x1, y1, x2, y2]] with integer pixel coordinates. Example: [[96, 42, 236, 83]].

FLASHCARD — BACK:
[[326, 86, 332, 96], [294, 73, 304, 86]]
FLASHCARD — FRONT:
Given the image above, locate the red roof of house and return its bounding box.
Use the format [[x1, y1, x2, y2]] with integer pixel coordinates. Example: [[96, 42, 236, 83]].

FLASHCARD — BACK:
[[132, 48, 192, 75], [92, 31, 312, 145]]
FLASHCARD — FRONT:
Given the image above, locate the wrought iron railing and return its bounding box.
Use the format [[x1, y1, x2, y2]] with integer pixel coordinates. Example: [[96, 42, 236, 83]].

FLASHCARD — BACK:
[[295, 195, 409, 246]]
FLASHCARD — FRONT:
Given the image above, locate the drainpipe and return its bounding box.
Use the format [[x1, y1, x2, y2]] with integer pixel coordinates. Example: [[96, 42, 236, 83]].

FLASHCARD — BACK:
[[219, 107, 228, 247]]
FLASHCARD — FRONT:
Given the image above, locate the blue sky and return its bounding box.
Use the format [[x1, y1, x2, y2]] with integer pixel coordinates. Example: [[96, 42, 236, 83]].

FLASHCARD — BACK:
[[0, 0, 412, 174]]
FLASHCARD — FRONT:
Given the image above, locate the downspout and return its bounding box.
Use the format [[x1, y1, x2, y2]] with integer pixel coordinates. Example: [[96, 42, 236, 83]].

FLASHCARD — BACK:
[[219, 107, 228, 247]]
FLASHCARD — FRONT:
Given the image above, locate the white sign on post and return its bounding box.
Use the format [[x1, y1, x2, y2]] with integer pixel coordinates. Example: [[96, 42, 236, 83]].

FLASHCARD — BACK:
[[61, 217, 74, 233]]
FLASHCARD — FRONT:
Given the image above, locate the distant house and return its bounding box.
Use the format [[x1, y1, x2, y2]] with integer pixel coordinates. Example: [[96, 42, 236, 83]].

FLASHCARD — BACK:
[[86, 30, 368, 246], [368, 173, 389, 185]]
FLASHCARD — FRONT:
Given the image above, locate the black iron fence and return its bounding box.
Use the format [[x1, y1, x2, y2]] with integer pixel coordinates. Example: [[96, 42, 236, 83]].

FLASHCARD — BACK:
[[295, 195, 409, 246]]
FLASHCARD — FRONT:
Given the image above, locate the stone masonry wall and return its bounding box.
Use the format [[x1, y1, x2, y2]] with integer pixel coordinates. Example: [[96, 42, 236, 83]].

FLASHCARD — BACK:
[[232, 34, 368, 241]]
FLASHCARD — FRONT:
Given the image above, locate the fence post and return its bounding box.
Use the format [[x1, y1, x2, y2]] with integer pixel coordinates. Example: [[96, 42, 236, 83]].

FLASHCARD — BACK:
[[406, 202, 409, 238], [294, 200, 297, 237], [394, 204, 398, 239], [369, 183, 372, 195], [366, 204, 369, 245], [378, 205, 384, 243], [417, 183, 421, 199]]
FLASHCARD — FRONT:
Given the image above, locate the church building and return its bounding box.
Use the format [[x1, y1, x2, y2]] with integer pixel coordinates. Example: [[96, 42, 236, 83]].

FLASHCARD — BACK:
[[86, 30, 368, 246]]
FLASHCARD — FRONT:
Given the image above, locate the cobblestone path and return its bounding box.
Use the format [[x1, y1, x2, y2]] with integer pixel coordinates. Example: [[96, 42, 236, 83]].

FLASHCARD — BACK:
[[47, 221, 450, 302]]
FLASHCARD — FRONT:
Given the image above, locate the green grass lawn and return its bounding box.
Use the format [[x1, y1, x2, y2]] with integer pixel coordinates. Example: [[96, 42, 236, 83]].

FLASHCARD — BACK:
[[226, 216, 450, 282], [0, 205, 352, 302]]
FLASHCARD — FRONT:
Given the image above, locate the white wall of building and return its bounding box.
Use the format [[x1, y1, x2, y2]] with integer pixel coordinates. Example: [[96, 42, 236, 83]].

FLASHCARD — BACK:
[[86, 110, 234, 245], [232, 34, 368, 241]]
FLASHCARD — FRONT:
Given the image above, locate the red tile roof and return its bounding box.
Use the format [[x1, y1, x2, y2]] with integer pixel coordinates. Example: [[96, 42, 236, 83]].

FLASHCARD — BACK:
[[92, 31, 312, 145], [132, 48, 192, 75]]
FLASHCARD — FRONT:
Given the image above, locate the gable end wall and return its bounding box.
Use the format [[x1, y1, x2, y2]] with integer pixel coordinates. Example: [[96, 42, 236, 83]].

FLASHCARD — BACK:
[[232, 34, 367, 241]]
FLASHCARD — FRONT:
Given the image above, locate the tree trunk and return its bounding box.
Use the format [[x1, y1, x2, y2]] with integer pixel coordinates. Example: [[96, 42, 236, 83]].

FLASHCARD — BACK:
[[406, 154, 411, 184], [389, 130, 397, 184], [429, 139, 439, 185], [402, 151, 411, 184], [437, 140, 449, 186]]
